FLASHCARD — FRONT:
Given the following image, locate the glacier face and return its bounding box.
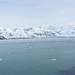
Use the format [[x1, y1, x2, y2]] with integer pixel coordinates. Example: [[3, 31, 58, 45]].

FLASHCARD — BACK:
[[0, 24, 75, 39]]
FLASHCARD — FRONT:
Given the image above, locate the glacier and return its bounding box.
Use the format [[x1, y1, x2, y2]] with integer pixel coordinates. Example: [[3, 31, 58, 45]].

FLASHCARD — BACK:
[[0, 24, 75, 39]]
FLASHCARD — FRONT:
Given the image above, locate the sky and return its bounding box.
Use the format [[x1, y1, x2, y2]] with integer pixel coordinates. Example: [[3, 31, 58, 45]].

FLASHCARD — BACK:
[[0, 0, 75, 28]]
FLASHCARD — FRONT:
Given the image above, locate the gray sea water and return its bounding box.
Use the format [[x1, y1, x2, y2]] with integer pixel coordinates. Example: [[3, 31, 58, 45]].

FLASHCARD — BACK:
[[0, 38, 75, 75]]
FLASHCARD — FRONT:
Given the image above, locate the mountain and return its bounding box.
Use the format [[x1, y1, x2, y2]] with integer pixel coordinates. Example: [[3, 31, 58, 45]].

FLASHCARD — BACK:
[[0, 24, 75, 39], [40, 24, 75, 37]]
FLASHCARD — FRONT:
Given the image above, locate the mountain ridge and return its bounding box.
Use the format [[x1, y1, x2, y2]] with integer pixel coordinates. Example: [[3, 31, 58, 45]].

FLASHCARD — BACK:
[[0, 24, 75, 39]]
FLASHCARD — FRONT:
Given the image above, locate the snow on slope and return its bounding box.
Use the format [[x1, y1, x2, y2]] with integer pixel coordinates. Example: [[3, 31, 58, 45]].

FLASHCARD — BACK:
[[41, 24, 75, 37], [0, 24, 75, 39]]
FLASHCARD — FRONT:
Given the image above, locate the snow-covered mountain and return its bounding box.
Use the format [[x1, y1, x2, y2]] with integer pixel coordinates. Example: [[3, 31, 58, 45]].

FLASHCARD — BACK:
[[0, 24, 75, 39]]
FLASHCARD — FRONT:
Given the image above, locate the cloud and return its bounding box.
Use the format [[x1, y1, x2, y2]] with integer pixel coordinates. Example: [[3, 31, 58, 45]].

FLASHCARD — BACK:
[[59, 0, 74, 1], [0, 0, 75, 27], [55, 8, 75, 21]]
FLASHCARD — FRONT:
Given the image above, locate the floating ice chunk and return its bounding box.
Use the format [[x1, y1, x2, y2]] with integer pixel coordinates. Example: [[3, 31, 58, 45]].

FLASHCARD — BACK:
[[51, 59, 57, 61], [8, 52, 11, 54], [27, 43, 29, 45], [0, 59, 2, 61], [29, 47, 32, 49], [51, 49, 53, 51]]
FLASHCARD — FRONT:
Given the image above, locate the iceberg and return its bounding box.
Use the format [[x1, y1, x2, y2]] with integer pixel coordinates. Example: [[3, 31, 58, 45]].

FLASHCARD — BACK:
[[51, 59, 57, 61], [0, 59, 2, 61]]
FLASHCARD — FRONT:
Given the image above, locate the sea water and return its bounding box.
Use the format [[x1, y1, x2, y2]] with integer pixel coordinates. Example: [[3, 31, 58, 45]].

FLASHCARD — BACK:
[[0, 38, 75, 75]]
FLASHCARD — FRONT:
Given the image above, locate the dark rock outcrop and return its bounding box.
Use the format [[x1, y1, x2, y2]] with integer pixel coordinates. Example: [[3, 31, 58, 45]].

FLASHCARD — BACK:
[[0, 36, 5, 40]]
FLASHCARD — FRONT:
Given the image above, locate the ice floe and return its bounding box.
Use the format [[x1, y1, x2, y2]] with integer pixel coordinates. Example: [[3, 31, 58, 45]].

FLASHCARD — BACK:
[[51, 59, 57, 61], [0, 59, 2, 61]]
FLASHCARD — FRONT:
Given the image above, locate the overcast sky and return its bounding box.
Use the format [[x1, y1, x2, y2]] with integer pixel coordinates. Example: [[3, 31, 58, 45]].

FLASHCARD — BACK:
[[0, 0, 75, 28]]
